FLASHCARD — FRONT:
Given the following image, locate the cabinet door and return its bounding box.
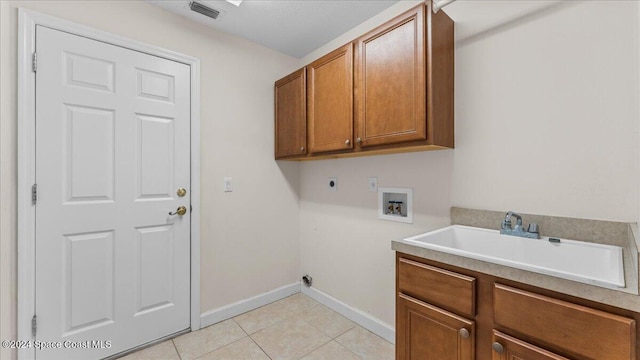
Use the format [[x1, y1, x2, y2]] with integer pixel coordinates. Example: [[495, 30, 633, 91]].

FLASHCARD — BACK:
[[492, 331, 570, 360], [275, 68, 306, 159], [308, 43, 353, 153], [397, 293, 474, 360], [355, 5, 426, 148], [494, 284, 635, 360]]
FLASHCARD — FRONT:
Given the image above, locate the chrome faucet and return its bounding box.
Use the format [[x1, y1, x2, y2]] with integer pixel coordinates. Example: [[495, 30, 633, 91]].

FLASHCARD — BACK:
[[500, 211, 540, 239]]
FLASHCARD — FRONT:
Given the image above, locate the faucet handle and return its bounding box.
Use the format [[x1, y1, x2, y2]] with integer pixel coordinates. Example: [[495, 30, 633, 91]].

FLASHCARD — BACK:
[[527, 223, 539, 234], [501, 219, 511, 230]]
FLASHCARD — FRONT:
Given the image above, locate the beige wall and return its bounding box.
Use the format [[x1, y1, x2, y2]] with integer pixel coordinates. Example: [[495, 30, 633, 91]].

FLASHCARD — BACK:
[[298, 0, 639, 327], [450, 0, 638, 221], [0, 1, 300, 358], [2, 0, 639, 356]]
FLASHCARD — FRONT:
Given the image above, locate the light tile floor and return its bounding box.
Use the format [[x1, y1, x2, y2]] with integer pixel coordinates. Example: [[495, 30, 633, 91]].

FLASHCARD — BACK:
[[119, 293, 394, 360]]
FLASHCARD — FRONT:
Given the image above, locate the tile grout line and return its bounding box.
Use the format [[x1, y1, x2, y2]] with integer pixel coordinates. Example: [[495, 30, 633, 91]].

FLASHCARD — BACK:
[[247, 335, 274, 360], [289, 297, 345, 359], [331, 324, 357, 340], [232, 317, 251, 337], [294, 295, 364, 359], [333, 328, 367, 360], [237, 296, 320, 336], [295, 337, 333, 360], [191, 335, 254, 360], [247, 295, 328, 359], [171, 339, 183, 360]]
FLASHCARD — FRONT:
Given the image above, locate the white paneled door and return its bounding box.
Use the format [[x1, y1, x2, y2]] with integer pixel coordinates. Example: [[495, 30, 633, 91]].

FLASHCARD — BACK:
[[35, 26, 191, 359]]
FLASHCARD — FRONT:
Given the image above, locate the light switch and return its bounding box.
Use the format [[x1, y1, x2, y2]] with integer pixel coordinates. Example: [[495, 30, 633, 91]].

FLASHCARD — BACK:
[[224, 177, 233, 192], [368, 177, 378, 192]]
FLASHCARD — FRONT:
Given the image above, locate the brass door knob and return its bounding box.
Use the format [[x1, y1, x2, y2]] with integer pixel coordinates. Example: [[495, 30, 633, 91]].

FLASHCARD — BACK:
[[169, 206, 187, 216], [177, 188, 187, 197]]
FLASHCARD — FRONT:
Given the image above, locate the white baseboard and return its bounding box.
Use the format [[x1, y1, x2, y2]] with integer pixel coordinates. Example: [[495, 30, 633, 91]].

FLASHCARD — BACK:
[[200, 282, 301, 328], [301, 286, 395, 344]]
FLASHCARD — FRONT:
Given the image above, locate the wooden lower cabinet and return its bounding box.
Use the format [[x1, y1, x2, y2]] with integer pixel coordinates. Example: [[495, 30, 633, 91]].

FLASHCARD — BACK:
[[491, 331, 569, 360], [494, 284, 636, 360], [397, 293, 474, 360], [396, 253, 638, 360]]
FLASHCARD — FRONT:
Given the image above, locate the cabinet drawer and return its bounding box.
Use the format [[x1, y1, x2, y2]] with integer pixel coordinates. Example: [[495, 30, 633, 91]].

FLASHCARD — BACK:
[[398, 257, 475, 317], [494, 284, 636, 360], [492, 330, 569, 360]]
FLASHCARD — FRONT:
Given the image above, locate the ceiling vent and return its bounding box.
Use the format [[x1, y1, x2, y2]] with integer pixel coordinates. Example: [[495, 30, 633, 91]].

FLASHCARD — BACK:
[[189, 1, 221, 20]]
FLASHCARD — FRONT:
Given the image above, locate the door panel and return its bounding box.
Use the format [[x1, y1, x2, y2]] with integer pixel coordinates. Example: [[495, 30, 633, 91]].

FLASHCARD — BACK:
[[64, 105, 115, 203], [397, 293, 474, 360], [136, 114, 175, 200], [355, 6, 426, 147], [307, 43, 353, 153], [64, 52, 115, 92], [35, 25, 190, 359], [136, 225, 175, 315], [274, 68, 307, 158], [63, 231, 115, 335], [136, 68, 175, 103]]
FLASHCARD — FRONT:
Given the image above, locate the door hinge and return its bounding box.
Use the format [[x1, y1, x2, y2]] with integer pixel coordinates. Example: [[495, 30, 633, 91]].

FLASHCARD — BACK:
[[31, 184, 37, 205], [31, 315, 37, 337], [32, 52, 37, 73]]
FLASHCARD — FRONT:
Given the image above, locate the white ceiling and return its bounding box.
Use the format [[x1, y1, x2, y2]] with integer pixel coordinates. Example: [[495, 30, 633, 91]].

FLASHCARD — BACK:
[[147, 0, 399, 58]]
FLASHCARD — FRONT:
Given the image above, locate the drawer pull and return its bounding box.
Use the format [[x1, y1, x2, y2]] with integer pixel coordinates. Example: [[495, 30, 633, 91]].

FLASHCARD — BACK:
[[458, 328, 469, 339], [492, 342, 505, 354]]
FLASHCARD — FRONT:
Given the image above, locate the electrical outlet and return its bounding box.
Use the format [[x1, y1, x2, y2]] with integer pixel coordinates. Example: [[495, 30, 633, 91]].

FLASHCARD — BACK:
[[368, 177, 378, 192], [328, 177, 338, 191], [224, 177, 233, 192]]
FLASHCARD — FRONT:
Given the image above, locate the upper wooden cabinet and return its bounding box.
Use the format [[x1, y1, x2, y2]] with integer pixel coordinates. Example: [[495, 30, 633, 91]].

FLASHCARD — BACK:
[[274, 2, 454, 160], [354, 2, 454, 149], [355, 5, 426, 147], [308, 44, 354, 154], [275, 68, 306, 159]]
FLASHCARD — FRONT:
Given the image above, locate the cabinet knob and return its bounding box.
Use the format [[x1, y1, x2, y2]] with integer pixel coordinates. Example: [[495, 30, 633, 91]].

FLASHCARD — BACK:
[[356, 137, 362, 144], [300, 147, 305, 152], [492, 342, 504, 354], [345, 139, 350, 145], [458, 328, 469, 339]]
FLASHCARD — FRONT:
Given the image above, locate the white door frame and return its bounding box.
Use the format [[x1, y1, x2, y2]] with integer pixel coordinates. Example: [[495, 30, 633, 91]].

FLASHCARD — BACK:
[[17, 9, 201, 360]]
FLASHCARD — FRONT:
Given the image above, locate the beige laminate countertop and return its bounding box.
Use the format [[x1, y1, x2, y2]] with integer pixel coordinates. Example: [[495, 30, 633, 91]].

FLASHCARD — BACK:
[[392, 207, 640, 313], [392, 239, 640, 312]]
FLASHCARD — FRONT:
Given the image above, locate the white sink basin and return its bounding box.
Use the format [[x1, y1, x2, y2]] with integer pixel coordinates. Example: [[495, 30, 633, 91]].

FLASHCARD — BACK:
[[401, 225, 625, 289]]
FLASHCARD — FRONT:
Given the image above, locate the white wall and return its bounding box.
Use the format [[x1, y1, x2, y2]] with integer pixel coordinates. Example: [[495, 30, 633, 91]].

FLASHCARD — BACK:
[[450, 0, 639, 221], [0, 2, 300, 359], [299, 0, 639, 327]]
